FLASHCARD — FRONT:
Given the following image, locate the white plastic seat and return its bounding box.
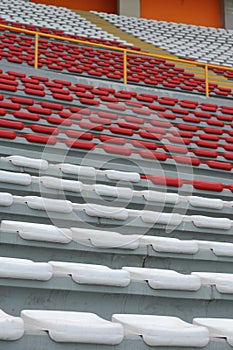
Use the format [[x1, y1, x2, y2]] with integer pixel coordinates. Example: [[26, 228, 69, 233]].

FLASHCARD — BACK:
[[112, 314, 209, 347], [1, 220, 72, 243], [0, 170, 31, 186], [50, 261, 130, 287], [191, 216, 232, 230], [0, 257, 52, 281], [40, 176, 83, 193], [0, 310, 24, 341], [5, 156, 48, 170], [192, 272, 233, 293], [141, 211, 183, 226], [122, 267, 201, 291], [193, 318, 233, 346], [0, 193, 13, 206], [23, 196, 73, 213], [140, 236, 199, 254], [83, 204, 128, 220], [21, 310, 124, 344], [56, 163, 96, 178], [71, 227, 139, 249], [104, 170, 140, 183]]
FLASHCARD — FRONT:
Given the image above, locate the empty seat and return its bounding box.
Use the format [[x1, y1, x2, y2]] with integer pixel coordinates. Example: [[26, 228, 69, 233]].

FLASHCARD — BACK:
[[21, 310, 124, 344], [50, 261, 130, 287], [0, 310, 24, 341], [112, 314, 209, 347]]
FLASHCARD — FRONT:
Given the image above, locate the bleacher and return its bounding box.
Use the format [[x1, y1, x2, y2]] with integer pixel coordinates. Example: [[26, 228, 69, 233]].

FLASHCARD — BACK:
[[0, 0, 233, 349]]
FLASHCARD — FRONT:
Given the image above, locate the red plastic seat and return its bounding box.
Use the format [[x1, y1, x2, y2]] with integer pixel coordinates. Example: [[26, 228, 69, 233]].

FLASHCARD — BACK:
[[157, 112, 176, 120], [117, 122, 139, 130], [163, 144, 188, 154], [204, 160, 232, 171], [30, 125, 59, 135], [144, 126, 167, 135], [166, 136, 190, 145], [100, 96, 119, 103], [98, 135, 126, 145], [79, 98, 99, 106], [172, 155, 200, 166], [194, 111, 211, 119], [50, 87, 70, 95], [24, 83, 44, 91], [78, 122, 103, 132], [9, 96, 34, 105], [0, 101, 20, 110], [46, 116, 72, 126], [24, 88, 45, 97], [148, 104, 166, 112], [123, 116, 145, 124], [0, 83, 17, 92], [52, 93, 73, 101], [30, 75, 49, 82], [53, 79, 71, 86], [183, 116, 200, 123], [114, 92, 132, 99], [137, 150, 167, 161], [131, 107, 151, 116], [27, 106, 51, 115], [131, 140, 157, 150], [100, 144, 132, 156], [64, 140, 95, 150], [195, 140, 218, 149], [39, 101, 63, 110], [13, 111, 39, 121], [0, 119, 24, 130], [76, 92, 94, 99], [89, 116, 111, 125], [97, 111, 118, 120], [24, 133, 57, 145], [109, 126, 134, 136], [106, 103, 126, 111], [203, 127, 223, 135], [198, 134, 219, 141], [171, 108, 189, 115], [0, 129, 16, 139], [139, 131, 162, 141], [192, 149, 217, 158], [150, 120, 171, 128], [192, 180, 223, 192], [64, 130, 93, 140], [148, 175, 183, 187]]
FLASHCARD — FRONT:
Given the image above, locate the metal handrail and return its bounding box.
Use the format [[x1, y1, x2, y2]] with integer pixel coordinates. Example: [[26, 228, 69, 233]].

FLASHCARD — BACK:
[[1, 23, 233, 97]]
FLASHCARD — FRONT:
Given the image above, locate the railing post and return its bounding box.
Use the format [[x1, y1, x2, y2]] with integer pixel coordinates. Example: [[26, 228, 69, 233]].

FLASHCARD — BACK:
[[123, 50, 127, 84], [204, 64, 209, 98], [34, 33, 39, 69]]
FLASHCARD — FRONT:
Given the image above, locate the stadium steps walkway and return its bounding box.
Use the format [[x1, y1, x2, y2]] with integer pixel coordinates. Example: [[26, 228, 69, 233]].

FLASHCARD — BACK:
[[73, 10, 233, 90]]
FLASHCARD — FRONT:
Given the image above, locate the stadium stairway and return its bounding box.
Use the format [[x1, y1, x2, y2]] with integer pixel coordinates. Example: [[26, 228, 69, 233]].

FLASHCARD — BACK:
[[79, 10, 233, 90]]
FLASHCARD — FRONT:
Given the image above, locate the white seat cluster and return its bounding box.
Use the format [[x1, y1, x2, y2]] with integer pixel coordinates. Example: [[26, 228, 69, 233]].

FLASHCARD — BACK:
[[0, 255, 233, 293], [0, 0, 127, 43], [2, 308, 233, 347], [93, 11, 233, 67]]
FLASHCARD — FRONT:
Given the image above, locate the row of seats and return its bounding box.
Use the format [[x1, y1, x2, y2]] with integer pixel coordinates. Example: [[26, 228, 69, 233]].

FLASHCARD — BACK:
[[2, 308, 233, 347], [0, 19, 231, 97], [0, 0, 130, 44], [1, 165, 233, 211], [1, 256, 233, 292], [93, 11, 233, 68], [0, 70, 232, 173], [2, 220, 233, 257], [0, 192, 233, 231]]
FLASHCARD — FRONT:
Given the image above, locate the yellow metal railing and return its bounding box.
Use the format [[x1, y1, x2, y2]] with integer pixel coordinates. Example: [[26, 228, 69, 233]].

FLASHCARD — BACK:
[[1, 23, 233, 98]]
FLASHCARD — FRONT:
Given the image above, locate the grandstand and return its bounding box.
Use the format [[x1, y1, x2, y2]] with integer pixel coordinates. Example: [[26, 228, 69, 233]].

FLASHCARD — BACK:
[[0, 0, 233, 349]]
